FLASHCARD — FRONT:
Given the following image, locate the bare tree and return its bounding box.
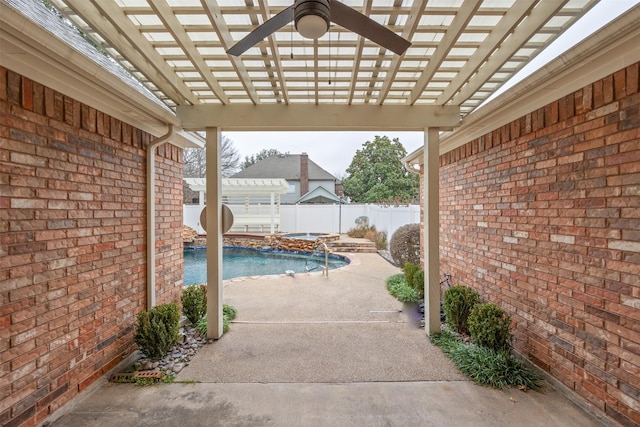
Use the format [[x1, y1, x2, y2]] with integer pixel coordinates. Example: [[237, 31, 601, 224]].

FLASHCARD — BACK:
[[241, 148, 286, 169], [183, 136, 240, 203]]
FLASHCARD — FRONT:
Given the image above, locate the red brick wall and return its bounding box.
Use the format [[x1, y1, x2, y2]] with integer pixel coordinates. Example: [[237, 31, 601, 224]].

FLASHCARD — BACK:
[[437, 63, 640, 426], [154, 143, 185, 305], [0, 68, 184, 427]]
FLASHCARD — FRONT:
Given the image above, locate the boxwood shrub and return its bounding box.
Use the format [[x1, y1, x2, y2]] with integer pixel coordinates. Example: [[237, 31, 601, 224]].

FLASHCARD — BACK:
[[134, 303, 180, 360], [182, 284, 207, 325], [468, 302, 512, 352], [442, 285, 480, 334]]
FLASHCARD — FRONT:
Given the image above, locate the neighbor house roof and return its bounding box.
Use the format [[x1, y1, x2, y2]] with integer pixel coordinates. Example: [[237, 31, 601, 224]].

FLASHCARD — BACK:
[[232, 154, 336, 181]]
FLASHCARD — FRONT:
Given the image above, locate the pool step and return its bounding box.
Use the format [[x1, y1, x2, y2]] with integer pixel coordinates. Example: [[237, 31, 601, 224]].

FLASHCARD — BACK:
[[327, 239, 378, 253]]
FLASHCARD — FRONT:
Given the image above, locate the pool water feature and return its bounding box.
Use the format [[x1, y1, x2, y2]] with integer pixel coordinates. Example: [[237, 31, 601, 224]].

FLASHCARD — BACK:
[[184, 247, 350, 284]]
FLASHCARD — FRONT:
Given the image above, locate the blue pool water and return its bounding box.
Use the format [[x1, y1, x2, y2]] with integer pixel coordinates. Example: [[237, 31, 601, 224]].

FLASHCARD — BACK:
[[184, 247, 350, 284]]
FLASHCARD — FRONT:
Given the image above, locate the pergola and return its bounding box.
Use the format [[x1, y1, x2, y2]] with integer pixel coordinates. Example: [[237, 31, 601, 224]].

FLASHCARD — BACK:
[[185, 177, 290, 233], [3, 0, 637, 338]]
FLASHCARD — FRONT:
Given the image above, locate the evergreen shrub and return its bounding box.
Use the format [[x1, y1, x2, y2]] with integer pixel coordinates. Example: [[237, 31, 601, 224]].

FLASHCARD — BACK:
[[442, 286, 480, 334], [181, 284, 207, 325], [134, 303, 180, 360], [412, 269, 425, 299], [195, 304, 237, 336], [403, 262, 424, 299], [468, 303, 512, 352]]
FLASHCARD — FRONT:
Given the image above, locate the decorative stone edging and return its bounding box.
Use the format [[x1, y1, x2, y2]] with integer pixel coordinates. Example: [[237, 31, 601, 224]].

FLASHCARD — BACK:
[[111, 325, 212, 382]]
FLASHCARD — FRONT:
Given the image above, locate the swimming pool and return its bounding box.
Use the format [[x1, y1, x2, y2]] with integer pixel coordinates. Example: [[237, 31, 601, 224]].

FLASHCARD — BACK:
[[184, 247, 350, 284]]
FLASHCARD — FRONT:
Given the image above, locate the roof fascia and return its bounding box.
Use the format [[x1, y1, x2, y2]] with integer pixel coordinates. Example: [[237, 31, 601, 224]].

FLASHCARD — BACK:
[[0, 3, 203, 148]]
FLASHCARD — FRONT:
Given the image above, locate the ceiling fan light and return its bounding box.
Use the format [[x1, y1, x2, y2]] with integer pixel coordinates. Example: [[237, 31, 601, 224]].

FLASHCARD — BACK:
[[294, 0, 330, 39], [297, 15, 329, 39]]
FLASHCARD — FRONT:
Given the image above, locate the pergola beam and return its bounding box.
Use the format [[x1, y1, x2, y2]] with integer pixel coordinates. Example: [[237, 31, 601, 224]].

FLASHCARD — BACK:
[[201, 0, 260, 104], [435, 0, 539, 105], [151, 0, 232, 104], [176, 105, 460, 130], [450, 1, 568, 105], [409, 0, 482, 105], [257, 0, 289, 104], [375, 0, 428, 104]]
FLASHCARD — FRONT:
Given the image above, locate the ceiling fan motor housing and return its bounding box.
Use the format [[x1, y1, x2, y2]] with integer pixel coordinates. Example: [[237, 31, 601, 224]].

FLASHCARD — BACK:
[[294, 0, 330, 39]]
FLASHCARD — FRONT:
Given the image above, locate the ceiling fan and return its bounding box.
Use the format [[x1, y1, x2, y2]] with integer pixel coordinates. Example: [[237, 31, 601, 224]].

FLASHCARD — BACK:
[[226, 0, 411, 56]]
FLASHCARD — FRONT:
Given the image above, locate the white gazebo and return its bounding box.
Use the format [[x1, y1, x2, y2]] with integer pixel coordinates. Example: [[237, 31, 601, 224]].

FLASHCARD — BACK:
[[185, 177, 289, 234]]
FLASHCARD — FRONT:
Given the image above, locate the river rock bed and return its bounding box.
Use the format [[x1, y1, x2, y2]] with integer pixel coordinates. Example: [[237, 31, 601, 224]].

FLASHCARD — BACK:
[[132, 325, 213, 379]]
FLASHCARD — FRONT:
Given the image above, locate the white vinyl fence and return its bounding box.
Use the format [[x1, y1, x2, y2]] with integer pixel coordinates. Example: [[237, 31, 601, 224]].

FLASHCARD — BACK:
[[184, 204, 420, 247]]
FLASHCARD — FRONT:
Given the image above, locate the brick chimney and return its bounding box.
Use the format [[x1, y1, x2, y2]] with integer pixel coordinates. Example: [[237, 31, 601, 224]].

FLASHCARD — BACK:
[[300, 152, 309, 196]]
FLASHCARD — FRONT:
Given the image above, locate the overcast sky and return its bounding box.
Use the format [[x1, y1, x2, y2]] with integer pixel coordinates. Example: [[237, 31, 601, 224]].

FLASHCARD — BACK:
[[224, 0, 637, 177], [226, 131, 425, 177]]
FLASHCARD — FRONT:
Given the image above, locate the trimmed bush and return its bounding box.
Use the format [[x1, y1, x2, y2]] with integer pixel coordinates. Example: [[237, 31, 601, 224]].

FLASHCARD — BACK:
[[442, 286, 480, 334], [181, 284, 207, 325], [412, 269, 425, 299], [403, 262, 419, 284], [195, 304, 237, 336], [468, 303, 512, 352], [223, 304, 237, 321], [386, 273, 405, 291], [389, 223, 420, 267], [134, 303, 180, 360], [403, 262, 424, 299]]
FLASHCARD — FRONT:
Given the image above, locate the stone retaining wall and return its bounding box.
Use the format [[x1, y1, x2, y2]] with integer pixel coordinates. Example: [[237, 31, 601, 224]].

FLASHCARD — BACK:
[[220, 233, 338, 252]]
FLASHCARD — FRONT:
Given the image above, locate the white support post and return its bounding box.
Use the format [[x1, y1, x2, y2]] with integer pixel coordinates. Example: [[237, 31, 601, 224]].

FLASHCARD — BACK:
[[270, 192, 275, 234], [424, 128, 441, 335], [206, 128, 223, 339]]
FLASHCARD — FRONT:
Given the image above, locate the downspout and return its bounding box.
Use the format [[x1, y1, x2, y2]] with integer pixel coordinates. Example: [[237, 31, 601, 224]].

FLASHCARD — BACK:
[[147, 124, 175, 309], [404, 159, 421, 175]]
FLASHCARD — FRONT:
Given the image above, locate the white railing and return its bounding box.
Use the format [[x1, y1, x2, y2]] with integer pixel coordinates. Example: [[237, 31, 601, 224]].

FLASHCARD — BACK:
[[184, 203, 420, 248]]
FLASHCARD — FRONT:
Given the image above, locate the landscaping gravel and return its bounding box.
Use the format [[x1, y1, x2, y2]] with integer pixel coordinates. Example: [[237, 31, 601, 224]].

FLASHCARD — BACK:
[[132, 325, 212, 378]]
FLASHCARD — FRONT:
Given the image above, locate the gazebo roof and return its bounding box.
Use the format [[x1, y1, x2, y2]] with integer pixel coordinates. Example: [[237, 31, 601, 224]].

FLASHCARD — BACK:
[[185, 177, 290, 195]]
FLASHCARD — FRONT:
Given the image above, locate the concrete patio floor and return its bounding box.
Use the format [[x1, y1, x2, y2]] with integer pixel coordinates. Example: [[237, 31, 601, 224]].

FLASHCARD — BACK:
[[50, 252, 606, 427]]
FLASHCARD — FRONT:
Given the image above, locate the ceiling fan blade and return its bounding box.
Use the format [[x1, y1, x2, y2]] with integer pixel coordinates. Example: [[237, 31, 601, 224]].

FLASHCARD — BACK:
[[227, 6, 295, 56], [330, 1, 410, 56]]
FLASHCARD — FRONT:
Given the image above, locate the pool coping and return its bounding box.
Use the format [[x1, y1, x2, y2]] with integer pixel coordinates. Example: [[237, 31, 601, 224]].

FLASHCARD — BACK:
[[221, 251, 362, 286]]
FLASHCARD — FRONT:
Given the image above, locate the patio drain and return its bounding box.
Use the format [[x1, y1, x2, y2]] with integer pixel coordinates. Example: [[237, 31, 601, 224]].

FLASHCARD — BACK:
[[110, 372, 134, 382], [134, 370, 162, 379], [110, 370, 163, 382]]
